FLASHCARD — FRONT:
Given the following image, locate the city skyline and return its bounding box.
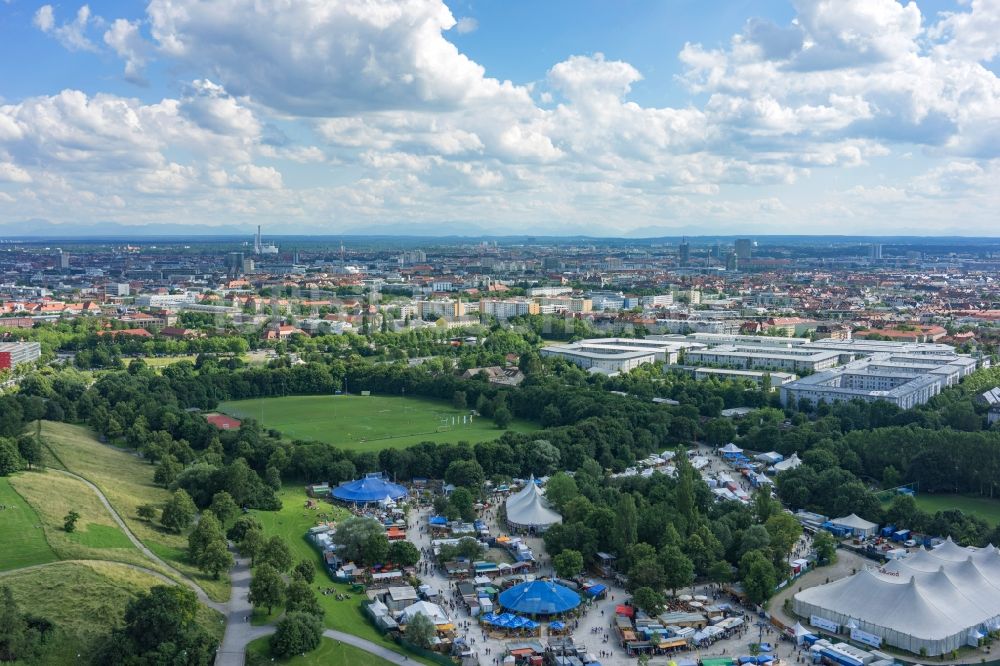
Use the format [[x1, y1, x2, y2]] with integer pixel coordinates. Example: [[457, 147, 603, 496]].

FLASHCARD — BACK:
[[1, 0, 999, 236]]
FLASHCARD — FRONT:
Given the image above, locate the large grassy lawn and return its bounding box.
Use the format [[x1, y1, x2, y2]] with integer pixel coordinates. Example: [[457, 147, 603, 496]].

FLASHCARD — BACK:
[[912, 493, 1000, 526], [247, 636, 396, 666], [2, 560, 225, 665], [39, 421, 230, 602], [219, 394, 536, 451], [0, 477, 58, 571]]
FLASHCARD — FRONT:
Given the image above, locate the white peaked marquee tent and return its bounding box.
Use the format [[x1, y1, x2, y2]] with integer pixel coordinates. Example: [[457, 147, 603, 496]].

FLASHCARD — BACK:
[[505, 476, 562, 532], [794, 539, 1000, 655]]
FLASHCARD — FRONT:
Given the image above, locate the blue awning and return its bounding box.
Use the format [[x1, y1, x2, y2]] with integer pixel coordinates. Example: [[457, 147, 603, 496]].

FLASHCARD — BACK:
[[584, 584, 607, 597], [331, 473, 407, 504], [498, 580, 581, 615]]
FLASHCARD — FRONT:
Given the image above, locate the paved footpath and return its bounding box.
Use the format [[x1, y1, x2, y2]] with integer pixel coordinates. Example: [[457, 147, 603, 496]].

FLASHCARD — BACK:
[[215, 547, 270, 665], [321, 629, 412, 665]]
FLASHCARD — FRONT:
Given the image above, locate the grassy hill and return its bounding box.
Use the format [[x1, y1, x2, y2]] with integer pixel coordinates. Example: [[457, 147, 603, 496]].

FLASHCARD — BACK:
[[38, 421, 230, 602], [2, 560, 224, 665]]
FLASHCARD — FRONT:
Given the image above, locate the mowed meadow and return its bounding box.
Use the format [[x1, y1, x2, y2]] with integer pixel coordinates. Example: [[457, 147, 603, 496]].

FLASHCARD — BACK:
[[218, 394, 537, 451]]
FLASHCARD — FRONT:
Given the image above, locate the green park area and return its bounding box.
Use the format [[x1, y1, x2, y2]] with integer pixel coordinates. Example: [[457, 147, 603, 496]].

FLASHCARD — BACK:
[[220, 394, 537, 451], [0, 477, 58, 571], [913, 493, 1000, 526], [2, 560, 224, 665], [8, 469, 154, 570], [38, 420, 230, 601]]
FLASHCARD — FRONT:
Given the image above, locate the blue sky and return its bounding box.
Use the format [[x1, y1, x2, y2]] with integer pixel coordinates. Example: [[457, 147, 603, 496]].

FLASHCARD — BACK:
[[0, 0, 997, 236]]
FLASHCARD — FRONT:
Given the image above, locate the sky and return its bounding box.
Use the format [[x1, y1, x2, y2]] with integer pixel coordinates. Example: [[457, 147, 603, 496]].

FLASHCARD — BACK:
[[0, 0, 998, 237]]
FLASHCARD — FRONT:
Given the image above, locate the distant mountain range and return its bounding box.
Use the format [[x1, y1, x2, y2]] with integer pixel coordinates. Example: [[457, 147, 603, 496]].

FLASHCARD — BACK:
[[0, 219, 997, 243]]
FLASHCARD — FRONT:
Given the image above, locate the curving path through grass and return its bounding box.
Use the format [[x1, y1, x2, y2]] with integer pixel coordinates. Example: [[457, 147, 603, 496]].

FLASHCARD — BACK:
[[48, 467, 226, 613]]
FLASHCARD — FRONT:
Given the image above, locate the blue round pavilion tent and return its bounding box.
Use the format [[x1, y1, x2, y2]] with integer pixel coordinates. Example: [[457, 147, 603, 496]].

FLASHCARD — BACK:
[[498, 580, 581, 616], [330, 473, 407, 505]]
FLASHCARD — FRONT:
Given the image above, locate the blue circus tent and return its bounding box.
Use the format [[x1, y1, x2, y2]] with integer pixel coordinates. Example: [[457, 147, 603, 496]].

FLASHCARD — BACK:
[[498, 580, 581, 616], [331, 473, 407, 504]]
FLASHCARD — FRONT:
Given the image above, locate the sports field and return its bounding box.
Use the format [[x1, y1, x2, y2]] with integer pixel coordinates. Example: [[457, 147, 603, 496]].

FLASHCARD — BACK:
[[219, 394, 537, 451], [912, 493, 1000, 526]]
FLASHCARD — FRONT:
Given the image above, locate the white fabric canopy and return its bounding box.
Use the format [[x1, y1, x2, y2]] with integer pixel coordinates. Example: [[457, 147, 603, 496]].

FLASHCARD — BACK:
[[399, 600, 450, 625], [794, 539, 1000, 655], [774, 453, 802, 472], [830, 513, 878, 536], [505, 477, 561, 530]]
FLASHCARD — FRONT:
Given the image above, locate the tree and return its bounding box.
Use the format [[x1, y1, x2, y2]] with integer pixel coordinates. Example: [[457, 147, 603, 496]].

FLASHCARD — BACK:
[[208, 491, 240, 526], [100, 586, 216, 664], [493, 406, 513, 429], [153, 456, 180, 488], [227, 514, 262, 541], [707, 559, 732, 583], [632, 586, 665, 615], [160, 489, 197, 533], [660, 545, 695, 595], [614, 494, 638, 556], [753, 491, 779, 524], [270, 612, 322, 658], [0, 439, 23, 476], [188, 511, 225, 564], [15, 435, 42, 471], [137, 504, 158, 522], [293, 559, 316, 583], [445, 488, 475, 523], [239, 527, 265, 566], [198, 539, 234, 579], [363, 532, 390, 566], [452, 390, 467, 410], [333, 516, 387, 563], [764, 513, 803, 565], [285, 578, 323, 618], [259, 536, 293, 572], [544, 473, 578, 512], [388, 540, 421, 567], [248, 563, 285, 615], [553, 549, 584, 579], [813, 530, 837, 565], [404, 611, 436, 649], [704, 418, 737, 447], [0, 584, 51, 662], [264, 465, 282, 491], [63, 510, 81, 533], [444, 460, 485, 490], [525, 439, 561, 476], [740, 550, 778, 605]]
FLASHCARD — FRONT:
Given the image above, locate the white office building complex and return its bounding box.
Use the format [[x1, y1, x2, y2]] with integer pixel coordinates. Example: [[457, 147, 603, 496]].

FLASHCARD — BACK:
[[684, 345, 842, 373], [540, 337, 704, 375], [135, 293, 199, 308], [780, 352, 978, 409], [692, 367, 797, 389]]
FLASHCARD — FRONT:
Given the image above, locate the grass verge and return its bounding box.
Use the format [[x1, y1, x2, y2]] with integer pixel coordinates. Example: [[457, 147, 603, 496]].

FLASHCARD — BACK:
[[246, 635, 396, 666]]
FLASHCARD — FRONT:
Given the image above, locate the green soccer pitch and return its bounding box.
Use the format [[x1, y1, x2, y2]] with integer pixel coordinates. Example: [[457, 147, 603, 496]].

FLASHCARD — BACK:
[[218, 394, 537, 451]]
